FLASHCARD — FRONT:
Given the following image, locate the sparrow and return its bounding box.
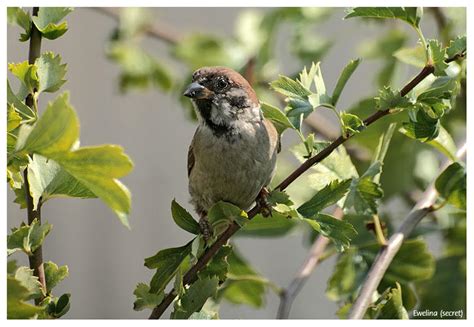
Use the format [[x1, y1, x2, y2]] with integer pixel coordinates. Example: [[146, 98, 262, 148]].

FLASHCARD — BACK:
[[183, 66, 280, 239]]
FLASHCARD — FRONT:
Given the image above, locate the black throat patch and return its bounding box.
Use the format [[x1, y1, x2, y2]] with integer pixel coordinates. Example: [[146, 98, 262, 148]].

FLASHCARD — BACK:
[[194, 99, 233, 137]]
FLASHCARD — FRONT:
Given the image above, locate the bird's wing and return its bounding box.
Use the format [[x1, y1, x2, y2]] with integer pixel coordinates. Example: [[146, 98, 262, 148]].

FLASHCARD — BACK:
[[263, 118, 281, 153]]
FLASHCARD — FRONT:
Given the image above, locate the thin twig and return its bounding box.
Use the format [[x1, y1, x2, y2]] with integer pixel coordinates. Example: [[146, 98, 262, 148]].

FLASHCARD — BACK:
[[148, 62, 439, 319], [24, 7, 46, 303], [92, 7, 180, 45], [348, 142, 467, 319], [277, 207, 343, 319]]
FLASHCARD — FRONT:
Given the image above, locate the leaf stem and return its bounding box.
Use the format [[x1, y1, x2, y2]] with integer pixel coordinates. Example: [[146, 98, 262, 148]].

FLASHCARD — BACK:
[[415, 27, 431, 65], [23, 7, 47, 302], [372, 214, 387, 246]]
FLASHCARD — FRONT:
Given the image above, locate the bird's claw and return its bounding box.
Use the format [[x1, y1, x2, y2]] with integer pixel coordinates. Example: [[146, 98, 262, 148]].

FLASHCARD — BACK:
[[199, 215, 213, 242], [257, 187, 273, 218]]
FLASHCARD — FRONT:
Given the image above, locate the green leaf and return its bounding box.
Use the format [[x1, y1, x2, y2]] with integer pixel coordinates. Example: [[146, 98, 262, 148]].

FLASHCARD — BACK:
[[171, 199, 200, 235], [133, 283, 164, 311], [200, 245, 232, 282], [35, 52, 67, 93], [340, 112, 365, 135], [207, 201, 248, 235], [270, 75, 312, 99], [32, 7, 73, 40], [19, 92, 78, 155], [375, 86, 412, 110], [221, 250, 266, 308], [8, 260, 18, 274], [332, 58, 361, 106], [344, 7, 423, 28], [369, 283, 409, 319], [435, 162, 466, 210], [7, 105, 22, 132], [7, 219, 52, 256], [428, 39, 448, 76], [401, 108, 440, 141], [344, 176, 384, 215], [171, 277, 219, 319], [446, 35, 466, 58], [108, 43, 172, 92], [7, 80, 36, 120], [238, 212, 297, 237], [394, 45, 426, 68], [44, 261, 69, 294], [261, 101, 295, 134], [145, 242, 192, 294], [362, 238, 435, 284], [8, 60, 39, 97], [304, 213, 357, 252], [7, 276, 45, 319], [48, 293, 71, 318], [7, 7, 31, 41], [400, 125, 457, 161], [27, 154, 96, 210], [297, 179, 352, 217], [14, 266, 44, 300]]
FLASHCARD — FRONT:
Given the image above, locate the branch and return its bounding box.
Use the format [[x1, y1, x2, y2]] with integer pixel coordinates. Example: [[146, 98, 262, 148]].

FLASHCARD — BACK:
[[92, 7, 181, 45], [348, 142, 467, 319], [148, 62, 439, 319], [277, 207, 343, 319], [24, 7, 46, 303]]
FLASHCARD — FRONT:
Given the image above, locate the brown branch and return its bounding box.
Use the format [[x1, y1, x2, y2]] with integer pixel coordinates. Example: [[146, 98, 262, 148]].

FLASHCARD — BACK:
[[92, 7, 180, 45], [277, 207, 343, 319], [148, 62, 440, 319], [348, 142, 466, 319], [24, 7, 46, 303]]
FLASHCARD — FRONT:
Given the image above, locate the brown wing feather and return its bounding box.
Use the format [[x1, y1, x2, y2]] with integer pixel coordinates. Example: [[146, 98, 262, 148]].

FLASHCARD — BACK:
[[187, 143, 195, 177], [263, 118, 281, 153]]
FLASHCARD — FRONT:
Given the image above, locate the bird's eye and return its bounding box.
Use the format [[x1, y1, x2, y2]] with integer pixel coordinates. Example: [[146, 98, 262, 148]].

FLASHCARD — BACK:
[[216, 78, 228, 90]]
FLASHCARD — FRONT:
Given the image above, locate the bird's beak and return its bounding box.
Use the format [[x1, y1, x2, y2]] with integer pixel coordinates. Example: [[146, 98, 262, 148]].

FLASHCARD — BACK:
[[183, 82, 213, 99]]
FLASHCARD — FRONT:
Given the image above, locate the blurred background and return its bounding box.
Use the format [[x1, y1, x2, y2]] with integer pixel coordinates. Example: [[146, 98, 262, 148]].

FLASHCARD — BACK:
[[7, 7, 466, 318]]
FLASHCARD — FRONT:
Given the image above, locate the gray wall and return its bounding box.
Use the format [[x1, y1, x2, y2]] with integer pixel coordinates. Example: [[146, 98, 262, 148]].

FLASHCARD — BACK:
[[7, 7, 440, 319]]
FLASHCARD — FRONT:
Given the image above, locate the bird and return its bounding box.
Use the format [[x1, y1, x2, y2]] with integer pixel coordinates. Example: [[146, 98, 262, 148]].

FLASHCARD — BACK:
[[183, 66, 280, 240]]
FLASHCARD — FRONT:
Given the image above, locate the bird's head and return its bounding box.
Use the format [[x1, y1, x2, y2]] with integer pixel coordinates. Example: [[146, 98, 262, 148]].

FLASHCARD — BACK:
[[184, 66, 261, 131]]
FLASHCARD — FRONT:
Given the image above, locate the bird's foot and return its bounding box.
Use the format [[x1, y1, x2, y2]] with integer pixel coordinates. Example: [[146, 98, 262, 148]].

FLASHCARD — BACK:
[[199, 214, 213, 242], [257, 187, 273, 218]]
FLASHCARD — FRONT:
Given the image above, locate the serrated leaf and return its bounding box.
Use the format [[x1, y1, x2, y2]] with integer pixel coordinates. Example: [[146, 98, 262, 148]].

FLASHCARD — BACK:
[[270, 75, 312, 99], [18, 92, 78, 155], [304, 213, 357, 252], [32, 7, 73, 40], [208, 201, 248, 235], [238, 212, 297, 237], [401, 108, 440, 141], [221, 250, 266, 308], [332, 58, 361, 106], [435, 162, 466, 210], [145, 241, 192, 294], [44, 261, 69, 293], [446, 35, 466, 58], [8, 260, 19, 274], [14, 266, 44, 300], [171, 199, 200, 235], [7, 219, 52, 256], [8, 60, 39, 97], [261, 101, 294, 134], [8, 105, 22, 132], [345, 7, 422, 28], [298, 179, 352, 217], [133, 283, 164, 311], [368, 283, 408, 319], [340, 112, 365, 135], [417, 77, 458, 102], [171, 277, 219, 319], [200, 245, 232, 282], [7, 7, 31, 41], [375, 86, 412, 110], [361, 238, 435, 284], [344, 177, 384, 215], [35, 52, 67, 93], [7, 276, 45, 319], [428, 39, 448, 76], [393, 45, 426, 67]]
